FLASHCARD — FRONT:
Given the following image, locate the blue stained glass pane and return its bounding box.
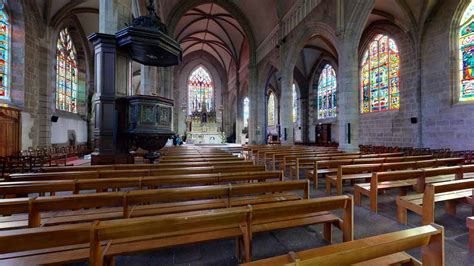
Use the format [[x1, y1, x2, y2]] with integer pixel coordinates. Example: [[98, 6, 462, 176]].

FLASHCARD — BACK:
[[317, 64, 337, 119], [55, 28, 78, 112], [0, 6, 8, 99], [360, 34, 400, 113]]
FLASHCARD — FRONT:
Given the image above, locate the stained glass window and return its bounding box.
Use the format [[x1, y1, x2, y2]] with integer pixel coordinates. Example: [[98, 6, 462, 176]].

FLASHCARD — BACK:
[[243, 97, 249, 128], [268, 92, 275, 126], [317, 65, 337, 119], [360, 34, 400, 113], [56, 28, 78, 113], [459, 0, 474, 101], [292, 84, 298, 123], [188, 66, 213, 114], [0, 2, 9, 100]]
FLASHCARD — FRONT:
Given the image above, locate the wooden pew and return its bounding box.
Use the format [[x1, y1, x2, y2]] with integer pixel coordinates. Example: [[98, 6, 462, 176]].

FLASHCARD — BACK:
[[357, 164, 474, 213], [0, 196, 353, 265], [467, 217, 474, 252], [281, 152, 359, 173], [241, 224, 444, 266], [0, 171, 284, 198], [40, 159, 253, 173], [295, 152, 415, 182], [328, 158, 464, 195], [0, 208, 252, 265], [7, 165, 267, 182], [307, 155, 442, 190], [0, 180, 309, 230], [396, 175, 474, 225], [269, 150, 343, 171]]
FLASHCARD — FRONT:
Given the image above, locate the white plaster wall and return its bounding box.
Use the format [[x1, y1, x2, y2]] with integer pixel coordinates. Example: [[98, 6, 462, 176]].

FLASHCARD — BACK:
[[51, 116, 88, 144], [21, 112, 33, 149]]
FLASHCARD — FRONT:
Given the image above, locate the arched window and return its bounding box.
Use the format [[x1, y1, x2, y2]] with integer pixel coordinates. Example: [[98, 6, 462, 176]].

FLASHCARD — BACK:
[[459, 0, 474, 101], [56, 28, 78, 113], [317, 65, 337, 119], [0, 2, 9, 100], [243, 97, 249, 128], [360, 34, 400, 113], [292, 83, 299, 123], [188, 66, 213, 114], [268, 92, 275, 126]]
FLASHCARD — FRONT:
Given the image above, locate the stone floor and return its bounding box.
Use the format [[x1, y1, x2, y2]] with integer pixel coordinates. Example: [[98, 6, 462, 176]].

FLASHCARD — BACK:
[[69, 177, 474, 265]]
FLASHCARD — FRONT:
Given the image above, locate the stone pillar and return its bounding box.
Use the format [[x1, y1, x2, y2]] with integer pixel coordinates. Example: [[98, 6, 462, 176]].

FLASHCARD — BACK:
[[279, 71, 294, 144], [90, 0, 133, 164], [301, 97, 309, 143], [337, 40, 359, 151], [139, 65, 157, 95], [248, 65, 265, 144], [99, 0, 131, 34]]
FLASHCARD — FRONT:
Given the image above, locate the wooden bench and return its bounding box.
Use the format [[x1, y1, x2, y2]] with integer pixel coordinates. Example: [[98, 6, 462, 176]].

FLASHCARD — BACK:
[[328, 158, 464, 195], [296, 152, 414, 182], [0, 196, 353, 265], [40, 159, 253, 173], [0, 207, 253, 265], [270, 151, 344, 171], [7, 165, 268, 182], [396, 177, 474, 225], [466, 216, 474, 252], [241, 224, 444, 266], [0, 171, 284, 198], [357, 165, 473, 213], [0, 180, 309, 230]]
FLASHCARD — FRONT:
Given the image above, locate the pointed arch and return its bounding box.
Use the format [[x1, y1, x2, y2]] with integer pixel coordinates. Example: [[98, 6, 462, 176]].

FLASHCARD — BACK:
[[458, 0, 474, 102], [0, 1, 9, 100], [360, 34, 400, 113], [55, 27, 78, 113], [317, 64, 337, 119], [267, 91, 276, 126], [243, 96, 249, 128], [188, 65, 214, 114], [292, 83, 300, 123]]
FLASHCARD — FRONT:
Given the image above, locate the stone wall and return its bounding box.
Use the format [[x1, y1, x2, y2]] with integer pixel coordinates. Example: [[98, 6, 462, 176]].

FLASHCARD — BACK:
[[421, 0, 474, 150], [358, 22, 421, 148]]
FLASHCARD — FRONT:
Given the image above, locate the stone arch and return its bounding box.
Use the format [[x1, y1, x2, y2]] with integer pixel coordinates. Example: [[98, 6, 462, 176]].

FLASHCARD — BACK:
[[449, 0, 473, 104], [358, 20, 420, 147], [284, 22, 339, 74], [51, 17, 93, 116], [173, 51, 225, 136]]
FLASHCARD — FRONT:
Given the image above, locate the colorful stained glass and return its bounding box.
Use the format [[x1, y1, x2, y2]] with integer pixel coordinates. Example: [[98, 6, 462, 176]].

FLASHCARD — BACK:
[[292, 83, 298, 123], [268, 92, 275, 126], [459, 0, 474, 101], [0, 2, 9, 99], [243, 97, 249, 128], [188, 66, 213, 114], [317, 64, 337, 119], [360, 34, 400, 113], [56, 28, 78, 113]]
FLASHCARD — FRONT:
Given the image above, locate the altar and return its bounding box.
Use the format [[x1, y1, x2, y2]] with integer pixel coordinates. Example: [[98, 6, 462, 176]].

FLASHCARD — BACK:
[[185, 101, 225, 144]]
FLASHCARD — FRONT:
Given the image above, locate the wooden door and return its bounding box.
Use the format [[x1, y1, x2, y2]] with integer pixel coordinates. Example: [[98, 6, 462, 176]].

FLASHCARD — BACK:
[[316, 124, 331, 145], [0, 106, 20, 157]]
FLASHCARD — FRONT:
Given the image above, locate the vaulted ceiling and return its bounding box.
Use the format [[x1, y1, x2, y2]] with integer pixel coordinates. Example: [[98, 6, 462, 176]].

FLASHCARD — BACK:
[[174, 3, 246, 73]]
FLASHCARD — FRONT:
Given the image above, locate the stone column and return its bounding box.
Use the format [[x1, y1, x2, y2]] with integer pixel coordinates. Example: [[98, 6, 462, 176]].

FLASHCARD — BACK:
[[139, 65, 157, 95], [248, 65, 265, 144], [300, 97, 309, 143], [337, 40, 359, 151], [90, 0, 133, 164], [279, 70, 294, 144]]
